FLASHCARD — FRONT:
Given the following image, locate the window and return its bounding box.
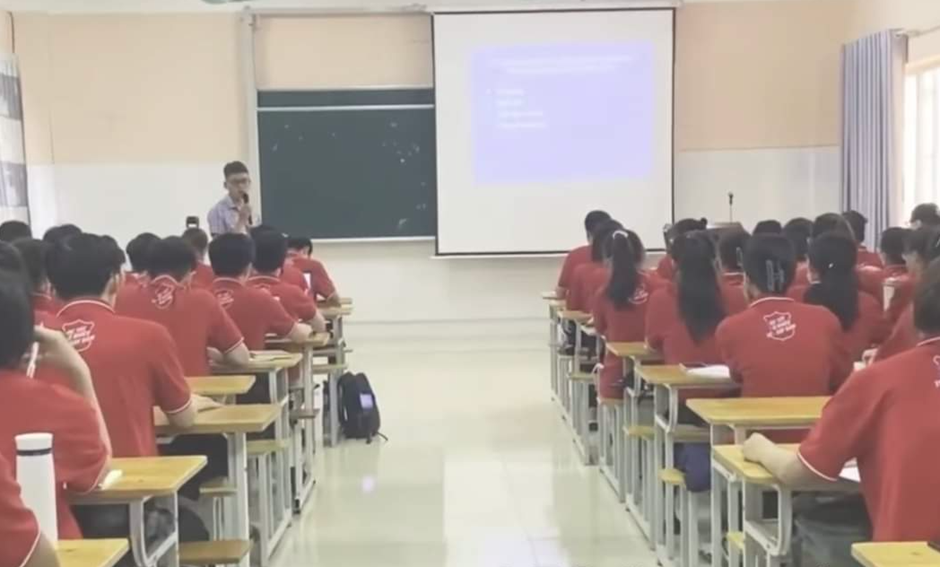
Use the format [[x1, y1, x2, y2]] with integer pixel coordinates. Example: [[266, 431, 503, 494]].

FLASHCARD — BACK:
[[903, 68, 940, 220]]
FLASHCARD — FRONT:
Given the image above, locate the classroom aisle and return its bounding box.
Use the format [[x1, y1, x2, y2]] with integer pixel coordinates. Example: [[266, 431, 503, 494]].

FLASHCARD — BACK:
[[273, 335, 659, 567]]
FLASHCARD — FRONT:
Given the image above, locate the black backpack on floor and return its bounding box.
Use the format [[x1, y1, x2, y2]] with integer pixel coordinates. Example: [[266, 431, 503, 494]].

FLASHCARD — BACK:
[[338, 372, 382, 442]]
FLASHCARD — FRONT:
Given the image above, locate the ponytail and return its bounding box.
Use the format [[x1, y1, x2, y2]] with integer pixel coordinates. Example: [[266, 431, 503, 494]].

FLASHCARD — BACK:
[[673, 231, 726, 343], [605, 230, 644, 309], [804, 233, 859, 331]]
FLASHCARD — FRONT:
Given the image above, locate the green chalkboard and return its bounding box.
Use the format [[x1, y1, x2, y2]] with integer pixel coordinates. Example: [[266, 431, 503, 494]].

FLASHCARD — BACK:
[[258, 89, 436, 239]]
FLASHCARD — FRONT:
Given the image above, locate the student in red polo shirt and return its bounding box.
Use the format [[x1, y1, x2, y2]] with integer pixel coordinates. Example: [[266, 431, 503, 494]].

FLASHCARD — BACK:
[[249, 230, 326, 331], [209, 233, 312, 350], [743, 260, 940, 554], [843, 210, 883, 268], [717, 228, 749, 288], [47, 234, 209, 457], [783, 217, 812, 274], [555, 210, 611, 300], [124, 232, 158, 289], [657, 218, 708, 282], [593, 229, 659, 399], [648, 231, 747, 366], [182, 227, 215, 290], [788, 233, 888, 360], [116, 237, 249, 375], [717, 235, 852, 425], [567, 220, 622, 313], [0, 452, 61, 567], [0, 270, 111, 540], [880, 227, 913, 326], [287, 236, 340, 305], [875, 226, 940, 361]]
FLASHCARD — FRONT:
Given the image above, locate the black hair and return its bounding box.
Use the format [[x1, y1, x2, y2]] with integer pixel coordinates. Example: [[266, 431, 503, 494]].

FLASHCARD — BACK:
[[842, 211, 868, 244], [913, 257, 940, 335], [671, 231, 726, 343], [42, 224, 81, 246], [46, 233, 124, 301], [783, 218, 813, 262], [812, 213, 853, 239], [125, 232, 159, 273], [209, 233, 255, 278], [604, 229, 645, 309], [911, 203, 940, 227], [905, 226, 940, 266], [804, 233, 860, 331], [0, 241, 23, 274], [102, 235, 126, 266], [11, 239, 49, 294], [880, 227, 909, 266], [182, 227, 209, 255], [665, 218, 708, 251], [584, 210, 612, 235], [0, 269, 34, 369], [252, 230, 289, 274], [753, 220, 783, 235], [743, 234, 796, 295], [223, 160, 249, 179], [718, 229, 750, 272], [148, 237, 198, 281], [0, 220, 31, 243], [591, 220, 623, 262], [287, 237, 313, 254]]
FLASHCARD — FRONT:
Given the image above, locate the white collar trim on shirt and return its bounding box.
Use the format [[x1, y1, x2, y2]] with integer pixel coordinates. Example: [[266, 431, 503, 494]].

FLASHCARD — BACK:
[[916, 336, 940, 347], [57, 298, 115, 317], [214, 276, 244, 287], [749, 296, 795, 308]]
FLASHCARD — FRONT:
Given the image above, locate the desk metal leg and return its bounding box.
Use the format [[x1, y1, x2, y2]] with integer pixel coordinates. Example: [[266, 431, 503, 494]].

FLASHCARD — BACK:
[[328, 371, 340, 447], [227, 433, 250, 567]]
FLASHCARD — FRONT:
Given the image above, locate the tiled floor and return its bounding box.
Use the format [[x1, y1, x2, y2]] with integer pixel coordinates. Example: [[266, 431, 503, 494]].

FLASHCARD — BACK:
[[273, 337, 658, 567]]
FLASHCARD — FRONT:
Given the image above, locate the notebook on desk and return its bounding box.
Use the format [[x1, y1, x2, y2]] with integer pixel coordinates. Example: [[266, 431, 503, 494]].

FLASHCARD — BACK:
[[682, 364, 731, 380]]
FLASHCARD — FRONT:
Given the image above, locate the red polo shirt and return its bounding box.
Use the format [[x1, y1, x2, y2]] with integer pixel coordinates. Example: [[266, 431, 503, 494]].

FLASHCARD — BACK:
[[279, 264, 310, 294], [799, 337, 940, 541], [567, 262, 609, 313], [557, 245, 591, 294], [857, 246, 883, 269], [717, 296, 852, 397], [788, 286, 889, 359], [33, 293, 61, 316], [287, 253, 337, 300], [0, 370, 108, 539], [0, 454, 41, 566], [191, 263, 215, 290], [656, 255, 675, 281], [116, 275, 244, 375], [247, 275, 318, 322], [647, 282, 747, 365], [795, 264, 885, 307], [593, 273, 659, 399], [58, 299, 192, 457], [212, 278, 298, 350], [874, 305, 917, 361]]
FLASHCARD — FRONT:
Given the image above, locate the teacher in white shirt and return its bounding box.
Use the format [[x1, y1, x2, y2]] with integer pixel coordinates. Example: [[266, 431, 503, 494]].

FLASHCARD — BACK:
[[207, 161, 254, 236]]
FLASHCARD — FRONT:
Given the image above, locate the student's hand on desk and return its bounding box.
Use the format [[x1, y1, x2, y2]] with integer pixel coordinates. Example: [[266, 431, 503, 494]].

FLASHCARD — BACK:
[[193, 395, 222, 413], [742, 433, 772, 462]]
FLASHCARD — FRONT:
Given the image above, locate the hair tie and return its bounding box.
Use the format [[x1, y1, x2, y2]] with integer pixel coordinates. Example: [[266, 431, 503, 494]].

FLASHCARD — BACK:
[[613, 230, 630, 240], [933, 234, 940, 250], [766, 260, 777, 292], [828, 262, 835, 270]]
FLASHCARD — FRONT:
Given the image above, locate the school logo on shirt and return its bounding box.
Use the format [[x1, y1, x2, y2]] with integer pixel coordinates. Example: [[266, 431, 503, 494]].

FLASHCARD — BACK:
[[61, 319, 96, 352], [215, 290, 235, 309], [151, 282, 177, 310], [763, 311, 796, 342], [630, 285, 650, 305]]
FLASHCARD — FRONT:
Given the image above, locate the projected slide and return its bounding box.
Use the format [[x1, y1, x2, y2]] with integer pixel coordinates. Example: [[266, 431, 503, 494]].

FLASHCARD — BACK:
[[434, 10, 674, 255], [472, 43, 654, 185]]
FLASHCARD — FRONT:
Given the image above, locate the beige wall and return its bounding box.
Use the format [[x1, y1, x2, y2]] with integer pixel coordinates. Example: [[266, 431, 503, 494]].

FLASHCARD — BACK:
[[852, 0, 940, 65], [0, 11, 11, 54], [16, 12, 245, 166]]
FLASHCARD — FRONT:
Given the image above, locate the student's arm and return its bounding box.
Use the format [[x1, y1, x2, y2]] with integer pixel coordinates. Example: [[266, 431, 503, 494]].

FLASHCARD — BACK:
[[222, 343, 251, 368], [715, 319, 743, 383], [289, 322, 314, 343], [264, 295, 312, 343], [207, 300, 251, 367], [34, 326, 112, 455], [556, 251, 576, 298], [148, 326, 197, 429], [741, 434, 819, 486], [644, 289, 668, 352], [307, 311, 327, 333], [55, 391, 112, 496], [874, 306, 916, 362], [288, 288, 325, 332]]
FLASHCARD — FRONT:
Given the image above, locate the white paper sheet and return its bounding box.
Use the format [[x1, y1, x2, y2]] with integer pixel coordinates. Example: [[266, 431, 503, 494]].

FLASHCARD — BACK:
[[686, 365, 732, 380]]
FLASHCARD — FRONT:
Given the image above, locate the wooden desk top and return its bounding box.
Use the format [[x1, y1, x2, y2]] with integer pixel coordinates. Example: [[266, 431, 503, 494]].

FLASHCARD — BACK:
[[852, 543, 940, 567], [320, 305, 353, 319], [156, 404, 280, 435], [187, 375, 256, 397], [547, 299, 567, 310], [57, 540, 129, 567], [687, 397, 829, 427], [559, 310, 591, 323], [71, 457, 206, 503], [606, 342, 664, 363], [318, 297, 352, 306], [213, 351, 302, 372], [266, 332, 331, 348], [638, 365, 737, 388], [712, 445, 797, 486]]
